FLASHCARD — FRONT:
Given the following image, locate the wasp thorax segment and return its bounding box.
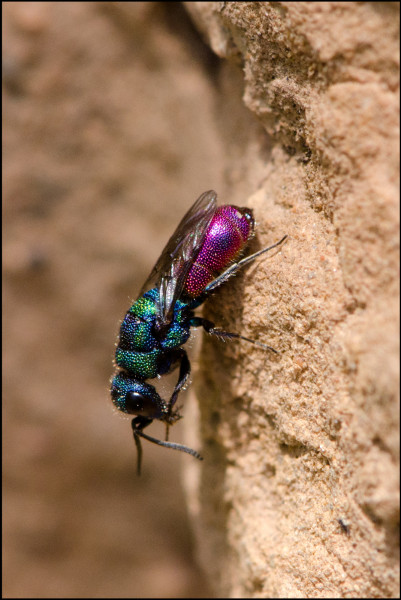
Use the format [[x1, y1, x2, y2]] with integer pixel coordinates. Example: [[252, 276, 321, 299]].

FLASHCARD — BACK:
[[119, 314, 154, 352], [184, 205, 255, 298], [115, 288, 192, 381], [160, 322, 190, 349]]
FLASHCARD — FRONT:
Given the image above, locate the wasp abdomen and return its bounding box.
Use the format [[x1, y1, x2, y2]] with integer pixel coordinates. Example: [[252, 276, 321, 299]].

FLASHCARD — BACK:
[[184, 205, 255, 298]]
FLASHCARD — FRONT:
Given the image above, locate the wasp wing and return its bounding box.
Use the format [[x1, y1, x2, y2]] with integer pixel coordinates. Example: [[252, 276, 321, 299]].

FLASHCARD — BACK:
[[139, 190, 217, 325]]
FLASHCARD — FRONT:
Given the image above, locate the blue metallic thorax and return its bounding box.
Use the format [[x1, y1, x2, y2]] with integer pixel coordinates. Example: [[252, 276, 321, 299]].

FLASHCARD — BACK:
[[115, 287, 193, 381]]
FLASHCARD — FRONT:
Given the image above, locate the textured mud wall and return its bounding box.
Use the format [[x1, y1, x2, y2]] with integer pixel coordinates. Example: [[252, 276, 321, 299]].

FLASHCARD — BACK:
[[183, 2, 400, 598], [3, 2, 399, 598]]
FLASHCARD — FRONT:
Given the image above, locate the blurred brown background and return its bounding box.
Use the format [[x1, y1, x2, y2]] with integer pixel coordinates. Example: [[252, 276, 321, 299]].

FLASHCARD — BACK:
[[2, 2, 233, 597]]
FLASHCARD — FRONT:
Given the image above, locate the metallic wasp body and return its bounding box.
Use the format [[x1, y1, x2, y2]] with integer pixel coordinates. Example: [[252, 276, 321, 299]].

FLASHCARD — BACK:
[[111, 190, 286, 473]]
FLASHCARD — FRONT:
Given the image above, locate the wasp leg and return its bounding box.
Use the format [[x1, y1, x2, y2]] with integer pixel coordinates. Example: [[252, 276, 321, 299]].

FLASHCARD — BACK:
[[191, 317, 278, 353], [132, 416, 203, 476], [204, 235, 288, 294], [164, 348, 191, 441]]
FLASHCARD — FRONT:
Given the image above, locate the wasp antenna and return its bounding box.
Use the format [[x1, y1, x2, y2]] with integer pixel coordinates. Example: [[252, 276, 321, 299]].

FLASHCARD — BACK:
[[133, 432, 143, 476], [135, 429, 203, 461]]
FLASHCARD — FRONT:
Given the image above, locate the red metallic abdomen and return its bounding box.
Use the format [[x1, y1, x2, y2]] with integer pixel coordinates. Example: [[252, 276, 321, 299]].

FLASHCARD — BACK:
[[184, 205, 255, 298]]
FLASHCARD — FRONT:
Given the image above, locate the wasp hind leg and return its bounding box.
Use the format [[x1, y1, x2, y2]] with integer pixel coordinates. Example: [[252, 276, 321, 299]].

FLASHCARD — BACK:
[[165, 348, 191, 441], [204, 235, 288, 294]]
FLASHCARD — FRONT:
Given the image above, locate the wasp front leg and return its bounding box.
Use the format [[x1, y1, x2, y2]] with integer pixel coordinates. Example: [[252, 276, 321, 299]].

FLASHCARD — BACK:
[[159, 348, 191, 440]]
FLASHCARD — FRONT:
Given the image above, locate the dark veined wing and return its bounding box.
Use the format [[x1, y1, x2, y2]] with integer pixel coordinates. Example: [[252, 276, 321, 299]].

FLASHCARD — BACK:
[[139, 190, 217, 325]]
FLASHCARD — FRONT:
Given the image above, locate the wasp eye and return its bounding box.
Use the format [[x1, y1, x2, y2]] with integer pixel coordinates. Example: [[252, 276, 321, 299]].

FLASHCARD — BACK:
[[125, 390, 160, 418], [242, 208, 254, 225], [125, 391, 143, 414]]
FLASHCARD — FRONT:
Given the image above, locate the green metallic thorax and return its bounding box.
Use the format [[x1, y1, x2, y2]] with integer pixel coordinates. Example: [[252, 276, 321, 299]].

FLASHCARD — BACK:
[[115, 288, 192, 381]]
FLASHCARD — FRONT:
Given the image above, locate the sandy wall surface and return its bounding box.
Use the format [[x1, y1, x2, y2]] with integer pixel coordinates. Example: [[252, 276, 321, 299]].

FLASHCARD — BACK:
[[184, 2, 399, 597]]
